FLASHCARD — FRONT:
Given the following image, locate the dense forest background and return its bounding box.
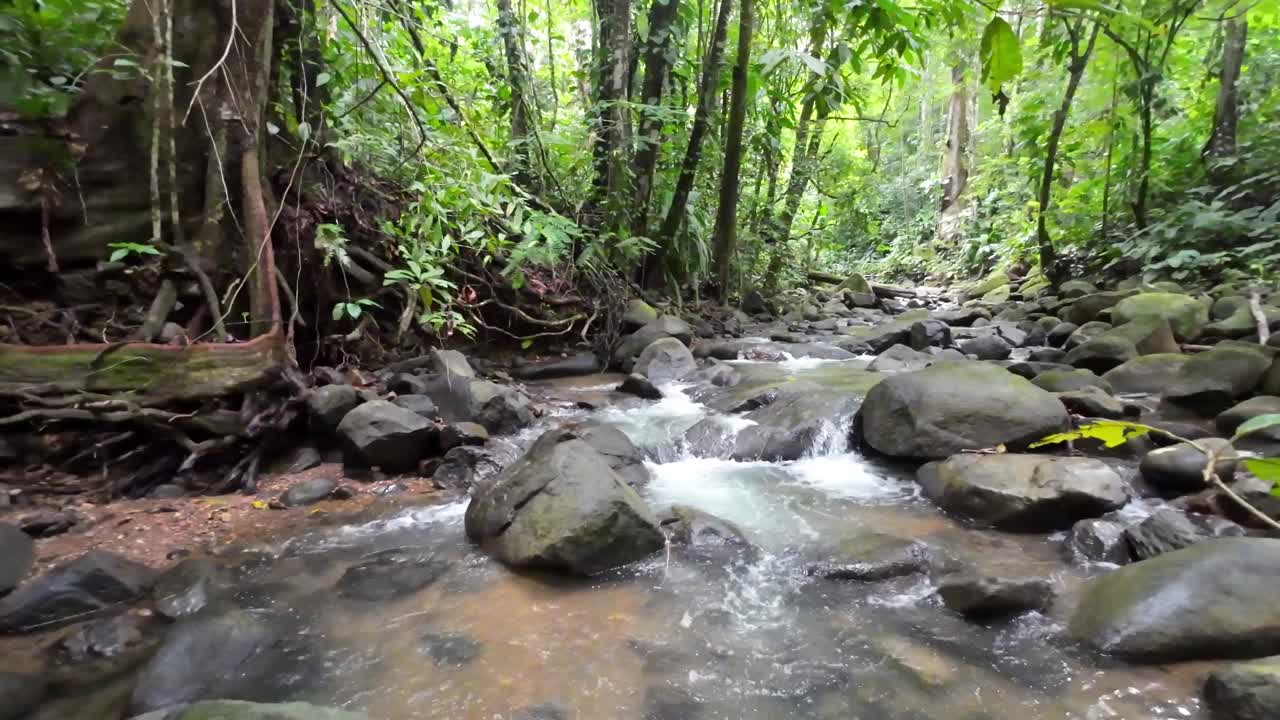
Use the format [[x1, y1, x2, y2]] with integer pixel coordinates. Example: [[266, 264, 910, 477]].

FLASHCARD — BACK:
[[1, 0, 1278, 339]]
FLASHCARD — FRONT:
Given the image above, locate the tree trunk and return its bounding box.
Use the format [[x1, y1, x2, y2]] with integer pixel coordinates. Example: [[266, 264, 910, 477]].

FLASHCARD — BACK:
[[632, 0, 684, 237], [497, 0, 537, 187], [1204, 15, 1247, 185], [589, 0, 635, 231], [1036, 20, 1100, 281], [939, 64, 970, 213], [645, 0, 734, 287], [711, 0, 754, 301]]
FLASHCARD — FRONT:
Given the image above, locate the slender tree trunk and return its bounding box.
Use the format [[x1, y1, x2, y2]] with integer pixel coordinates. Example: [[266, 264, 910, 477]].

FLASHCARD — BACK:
[[1036, 20, 1100, 281], [645, 0, 733, 288], [1204, 15, 1247, 185], [632, 0, 684, 237], [712, 0, 754, 301], [939, 64, 970, 213], [589, 0, 634, 230], [497, 0, 536, 187], [1100, 54, 1120, 241]]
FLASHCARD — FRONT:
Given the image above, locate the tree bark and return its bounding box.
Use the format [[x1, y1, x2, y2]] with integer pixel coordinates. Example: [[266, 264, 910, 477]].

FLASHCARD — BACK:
[[1204, 15, 1247, 185], [711, 0, 754, 301], [646, 0, 734, 287], [1036, 19, 1100, 281], [497, 0, 537, 187], [589, 0, 635, 230], [632, 0, 684, 237], [940, 64, 970, 213]]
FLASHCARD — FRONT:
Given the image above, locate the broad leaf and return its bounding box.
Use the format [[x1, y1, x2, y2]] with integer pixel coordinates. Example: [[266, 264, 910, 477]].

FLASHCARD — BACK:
[[1233, 414, 1280, 440], [1029, 420, 1154, 449], [979, 16, 1022, 94]]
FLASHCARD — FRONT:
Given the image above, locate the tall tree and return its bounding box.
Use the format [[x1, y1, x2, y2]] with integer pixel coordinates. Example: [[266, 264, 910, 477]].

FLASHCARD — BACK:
[[1203, 14, 1248, 185], [712, 0, 755, 300], [1036, 15, 1100, 280], [496, 0, 537, 187], [589, 0, 635, 230], [940, 64, 970, 213], [633, 0, 685, 237]]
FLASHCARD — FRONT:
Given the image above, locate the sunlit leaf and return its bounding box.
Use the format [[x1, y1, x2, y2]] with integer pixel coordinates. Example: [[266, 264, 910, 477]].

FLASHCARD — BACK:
[[1233, 414, 1280, 440], [1029, 420, 1154, 449]]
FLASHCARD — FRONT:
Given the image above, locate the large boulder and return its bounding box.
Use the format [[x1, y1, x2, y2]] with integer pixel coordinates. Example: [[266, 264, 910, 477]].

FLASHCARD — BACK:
[[131, 701, 368, 720], [574, 422, 650, 488], [633, 337, 696, 383], [958, 333, 1012, 360], [1067, 290, 1138, 326], [304, 384, 362, 433], [336, 400, 434, 473], [1111, 292, 1209, 341], [0, 524, 33, 595], [1069, 538, 1280, 662], [426, 376, 535, 434], [688, 381, 861, 461], [621, 299, 659, 332], [0, 551, 155, 634], [1064, 518, 1130, 565], [1139, 438, 1236, 493], [860, 362, 1069, 459], [464, 429, 664, 575], [1164, 343, 1273, 415], [867, 344, 933, 373], [1063, 335, 1137, 374], [1031, 369, 1112, 394], [510, 353, 603, 381], [429, 348, 476, 378], [936, 574, 1053, 617], [1204, 656, 1280, 720], [916, 454, 1130, 531], [1102, 354, 1189, 394]]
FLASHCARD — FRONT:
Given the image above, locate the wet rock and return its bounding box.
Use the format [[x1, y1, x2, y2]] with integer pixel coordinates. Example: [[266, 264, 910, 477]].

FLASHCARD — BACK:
[[280, 477, 338, 507], [909, 320, 952, 350], [1204, 656, 1280, 720], [634, 337, 697, 383], [391, 394, 438, 420], [0, 523, 33, 594], [465, 380, 536, 434], [1064, 321, 1114, 351], [1055, 388, 1140, 420], [131, 701, 368, 720], [1031, 368, 1112, 394], [337, 547, 451, 601], [18, 509, 80, 537], [429, 348, 476, 378], [129, 610, 280, 714], [1165, 343, 1274, 415], [867, 344, 933, 373], [686, 360, 739, 388], [1102, 353, 1190, 395], [336, 400, 435, 473], [0, 550, 155, 634], [936, 574, 1053, 617], [152, 557, 233, 619], [623, 299, 660, 332], [431, 445, 497, 490], [1140, 438, 1236, 492], [1058, 280, 1097, 299], [439, 422, 490, 451], [618, 373, 663, 400], [1110, 316, 1181, 355], [1047, 322, 1078, 347], [916, 454, 1129, 532], [0, 671, 46, 720], [1029, 346, 1067, 363], [741, 290, 770, 316], [931, 307, 990, 327], [657, 505, 756, 562], [1112, 292, 1209, 341], [1124, 508, 1246, 561], [1064, 335, 1138, 374], [958, 333, 1012, 360], [1003, 360, 1072, 380], [807, 533, 940, 581], [1070, 538, 1280, 662], [835, 310, 930, 354], [386, 372, 429, 396], [1067, 290, 1138, 326], [576, 422, 650, 488], [420, 631, 482, 667], [1064, 518, 1130, 565], [464, 429, 664, 575], [305, 384, 362, 432], [708, 381, 861, 461], [511, 353, 604, 381], [276, 445, 321, 474], [860, 362, 1069, 459], [1217, 396, 1280, 440], [47, 613, 163, 687]]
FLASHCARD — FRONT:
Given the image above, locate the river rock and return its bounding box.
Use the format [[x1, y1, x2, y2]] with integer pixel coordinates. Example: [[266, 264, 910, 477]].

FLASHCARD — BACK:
[[421, 630, 482, 667], [916, 454, 1129, 532], [634, 337, 697, 383], [391, 394, 438, 419], [618, 373, 663, 400], [657, 505, 756, 564], [1064, 518, 1130, 565], [1067, 290, 1137, 326], [464, 428, 664, 575], [386, 372, 429, 396], [1059, 280, 1097, 299], [1140, 438, 1236, 492], [1064, 335, 1137, 373], [131, 701, 368, 720], [1102, 354, 1189, 394], [0, 523, 33, 595], [1111, 292, 1208, 341], [1029, 347, 1067, 363], [867, 344, 933, 373], [704, 381, 861, 461], [1047, 322, 1079, 347], [742, 289, 770, 315], [622, 299, 659, 332], [1109, 315, 1181, 355], [1217, 396, 1280, 440], [1204, 304, 1280, 340], [438, 422, 489, 451], [909, 320, 952, 350], [860, 362, 1069, 459], [0, 671, 46, 720], [1069, 538, 1280, 662], [280, 477, 338, 507], [1031, 369, 1112, 394], [427, 376, 535, 434], [305, 384, 362, 433], [0, 550, 155, 634], [336, 400, 434, 473], [47, 613, 163, 687], [511, 353, 603, 380], [936, 574, 1053, 617], [686, 360, 740, 388], [807, 533, 941, 581], [575, 421, 650, 488], [1124, 508, 1246, 561], [1055, 388, 1139, 420], [431, 445, 498, 491], [1204, 656, 1280, 720], [1164, 343, 1274, 415], [1064, 321, 1112, 351], [429, 348, 476, 378], [152, 558, 233, 620], [337, 548, 451, 601], [932, 307, 990, 327], [959, 333, 1011, 360]]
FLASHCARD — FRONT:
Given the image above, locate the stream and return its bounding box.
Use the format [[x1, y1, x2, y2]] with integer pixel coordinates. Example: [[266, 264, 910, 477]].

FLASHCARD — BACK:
[[61, 357, 1211, 719]]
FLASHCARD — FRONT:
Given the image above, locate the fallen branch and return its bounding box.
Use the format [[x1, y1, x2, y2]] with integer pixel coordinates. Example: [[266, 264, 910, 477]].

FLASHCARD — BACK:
[[1250, 291, 1270, 345]]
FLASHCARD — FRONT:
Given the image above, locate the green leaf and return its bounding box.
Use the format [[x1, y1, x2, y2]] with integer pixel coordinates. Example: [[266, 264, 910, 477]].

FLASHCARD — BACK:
[[1233, 414, 1280, 440], [331, 304, 344, 321], [1244, 458, 1280, 485], [315, 72, 331, 87], [109, 248, 128, 262], [979, 16, 1022, 94], [1029, 420, 1155, 449]]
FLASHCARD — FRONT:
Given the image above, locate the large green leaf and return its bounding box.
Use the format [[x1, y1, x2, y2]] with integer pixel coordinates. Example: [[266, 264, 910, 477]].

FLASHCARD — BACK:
[[979, 16, 1022, 94], [1029, 420, 1155, 449], [1233, 414, 1280, 440]]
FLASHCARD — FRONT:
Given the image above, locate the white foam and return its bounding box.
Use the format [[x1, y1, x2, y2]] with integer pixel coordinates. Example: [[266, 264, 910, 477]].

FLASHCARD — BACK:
[[785, 454, 913, 502]]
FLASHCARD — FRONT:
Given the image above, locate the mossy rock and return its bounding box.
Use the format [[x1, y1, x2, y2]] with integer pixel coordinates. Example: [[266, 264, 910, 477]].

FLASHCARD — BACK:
[[1111, 293, 1209, 341], [966, 268, 1010, 299], [1102, 354, 1189, 395], [836, 272, 873, 295], [981, 285, 1011, 304]]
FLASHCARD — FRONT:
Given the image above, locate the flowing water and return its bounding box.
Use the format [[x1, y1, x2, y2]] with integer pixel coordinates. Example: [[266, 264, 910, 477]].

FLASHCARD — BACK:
[[34, 360, 1214, 718]]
